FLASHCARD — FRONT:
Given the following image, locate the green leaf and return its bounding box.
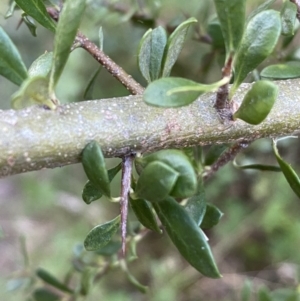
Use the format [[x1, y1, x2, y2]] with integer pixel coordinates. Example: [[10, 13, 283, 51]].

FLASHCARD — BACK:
[[233, 159, 281, 172], [84, 215, 121, 251], [14, 0, 56, 32], [184, 177, 207, 226], [137, 28, 152, 83], [233, 80, 278, 125], [205, 144, 228, 166], [138, 149, 197, 198], [36, 268, 73, 293], [5, 1, 17, 19], [83, 67, 101, 100], [28, 52, 53, 78], [80, 267, 96, 296], [213, 0, 246, 58], [143, 76, 228, 108], [260, 61, 300, 80], [207, 18, 225, 49], [22, 14, 37, 37], [281, 1, 297, 36], [149, 26, 167, 81], [49, 0, 86, 92], [81, 141, 111, 197], [98, 26, 104, 50], [153, 197, 221, 278], [135, 161, 179, 202], [273, 139, 300, 199], [231, 10, 281, 97], [129, 197, 161, 233], [33, 288, 60, 301], [82, 162, 122, 204], [0, 26, 27, 85], [247, 0, 276, 22], [161, 17, 197, 77], [11, 76, 56, 109], [95, 240, 122, 256], [200, 203, 223, 229]]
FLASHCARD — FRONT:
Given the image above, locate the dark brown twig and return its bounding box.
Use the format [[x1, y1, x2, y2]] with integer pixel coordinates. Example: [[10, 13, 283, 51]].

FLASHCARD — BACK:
[[203, 141, 251, 181], [120, 154, 135, 256]]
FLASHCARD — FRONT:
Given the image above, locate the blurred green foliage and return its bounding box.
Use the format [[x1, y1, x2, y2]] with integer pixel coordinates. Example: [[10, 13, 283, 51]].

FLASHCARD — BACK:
[[1, 0, 300, 300]]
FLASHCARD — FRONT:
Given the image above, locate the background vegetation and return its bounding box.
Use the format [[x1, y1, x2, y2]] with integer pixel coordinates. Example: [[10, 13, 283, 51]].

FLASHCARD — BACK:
[[1, 0, 300, 300]]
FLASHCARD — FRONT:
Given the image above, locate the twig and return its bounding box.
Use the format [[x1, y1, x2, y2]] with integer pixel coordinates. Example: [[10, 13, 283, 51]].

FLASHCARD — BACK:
[[75, 32, 144, 95], [120, 154, 135, 256], [203, 141, 251, 181]]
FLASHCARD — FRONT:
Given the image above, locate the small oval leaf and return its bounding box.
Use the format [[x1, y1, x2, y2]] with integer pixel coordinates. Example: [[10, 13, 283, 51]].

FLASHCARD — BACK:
[[207, 18, 225, 49], [161, 17, 197, 77], [138, 149, 197, 198], [153, 197, 221, 278], [260, 61, 300, 80], [233, 80, 278, 125], [0, 26, 27, 85], [205, 144, 229, 166], [135, 161, 179, 202], [49, 0, 86, 92], [231, 10, 281, 97], [36, 268, 73, 293], [81, 141, 111, 197], [213, 0, 246, 57], [95, 240, 122, 256], [11, 76, 55, 110], [281, 1, 297, 36], [28, 52, 53, 78], [14, 0, 56, 32], [137, 28, 152, 83], [82, 163, 121, 204], [149, 26, 167, 81], [144, 77, 228, 108], [84, 215, 121, 251], [129, 197, 161, 233], [200, 203, 223, 229], [273, 139, 300, 198], [184, 177, 207, 226]]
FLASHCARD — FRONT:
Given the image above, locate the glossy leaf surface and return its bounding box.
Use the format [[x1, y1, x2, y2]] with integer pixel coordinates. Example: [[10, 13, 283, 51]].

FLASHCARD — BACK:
[[28, 51, 53, 77], [36, 268, 73, 293], [233, 80, 278, 125], [129, 197, 161, 233], [81, 141, 111, 197], [0, 26, 27, 85], [162, 17, 197, 77], [138, 149, 197, 198], [149, 26, 167, 81], [84, 215, 121, 251], [144, 77, 228, 108], [260, 61, 300, 80], [273, 140, 300, 198], [153, 197, 221, 278], [184, 177, 207, 226], [49, 0, 86, 91], [137, 28, 152, 83], [281, 1, 297, 36], [200, 203, 224, 229], [22, 13, 37, 37], [213, 0, 246, 57], [135, 161, 179, 202], [231, 10, 281, 97], [11, 76, 55, 109], [14, 0, 56, 32]]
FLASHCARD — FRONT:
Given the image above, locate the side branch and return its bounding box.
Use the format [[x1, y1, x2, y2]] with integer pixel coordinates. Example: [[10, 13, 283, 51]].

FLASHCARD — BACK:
[[1, 79, 300, 178]]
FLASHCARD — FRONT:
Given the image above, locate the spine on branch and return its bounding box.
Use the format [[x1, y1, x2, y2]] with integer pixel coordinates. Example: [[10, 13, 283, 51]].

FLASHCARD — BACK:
[[1, 79, 300, 178]]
